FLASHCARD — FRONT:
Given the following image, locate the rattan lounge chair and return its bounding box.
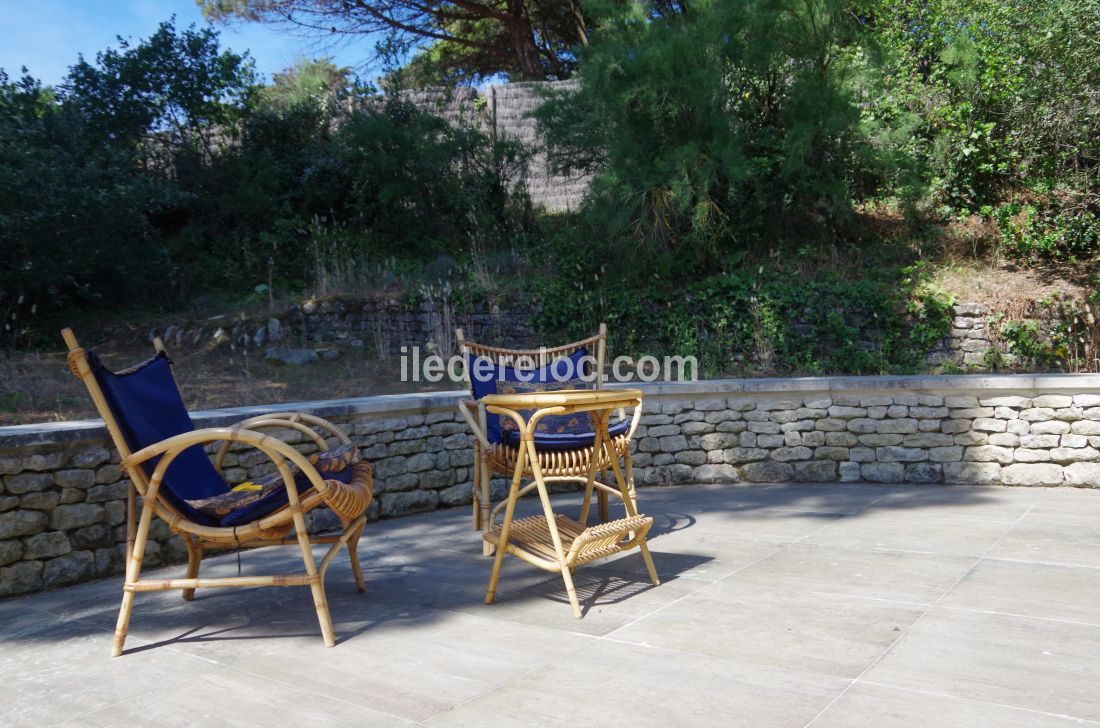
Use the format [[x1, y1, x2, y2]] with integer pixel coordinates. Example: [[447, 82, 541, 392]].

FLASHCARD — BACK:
[[63, 329, 373, 656], [455, 324, 642, 551], [455, 326, 658, 616]]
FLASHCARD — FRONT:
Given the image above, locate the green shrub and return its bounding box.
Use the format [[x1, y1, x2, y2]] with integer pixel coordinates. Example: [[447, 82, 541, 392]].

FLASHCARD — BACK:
[[535, 0, 882, 274], [993, 194, 1100, 263], [868, 0, 1100, 209], [531, 254, 953, 376]]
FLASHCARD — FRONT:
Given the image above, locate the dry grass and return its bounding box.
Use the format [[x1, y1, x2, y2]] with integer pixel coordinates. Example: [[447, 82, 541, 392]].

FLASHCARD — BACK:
[[0, 343, 454, 428], [931, 263, 1089, 313]]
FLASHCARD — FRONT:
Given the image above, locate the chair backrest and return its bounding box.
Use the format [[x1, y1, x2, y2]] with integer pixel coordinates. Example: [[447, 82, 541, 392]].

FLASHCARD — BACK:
[[457, 323, 607, 389], [63, 329, 226, 525], [456, 323, 608, 444]]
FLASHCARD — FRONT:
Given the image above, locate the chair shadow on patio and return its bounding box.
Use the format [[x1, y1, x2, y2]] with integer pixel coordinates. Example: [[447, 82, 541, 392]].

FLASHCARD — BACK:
[[135, 478, 1030, 650], [509, 553, 714, 617], [0, 481, 1017, 655]]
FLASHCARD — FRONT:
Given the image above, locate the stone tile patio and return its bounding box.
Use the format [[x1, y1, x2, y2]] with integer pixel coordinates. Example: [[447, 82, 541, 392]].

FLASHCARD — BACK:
[[3, 483, 1100, 727]]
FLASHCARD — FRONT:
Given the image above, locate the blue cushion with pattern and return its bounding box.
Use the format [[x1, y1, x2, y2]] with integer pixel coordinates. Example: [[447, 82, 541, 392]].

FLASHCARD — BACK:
[[468, 348, 590, 443]]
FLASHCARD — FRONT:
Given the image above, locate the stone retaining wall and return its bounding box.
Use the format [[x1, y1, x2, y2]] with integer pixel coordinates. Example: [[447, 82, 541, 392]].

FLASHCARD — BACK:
[[632, 388, 1100, 488], [925, 303, 993, 368], [148, 295, 539, 357], [3, 373, 1100, 598]]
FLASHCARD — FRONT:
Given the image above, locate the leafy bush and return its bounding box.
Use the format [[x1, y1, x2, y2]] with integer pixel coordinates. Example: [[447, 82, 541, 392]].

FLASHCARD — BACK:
[[532, 248, 953, 376], [0, 70, 180, 340], [535, 0, 882, 274], [868, 0, 1100, 209], [993, 193, 1100, 263], [0, 30, 535, 339], [188, 93, 535, 294]]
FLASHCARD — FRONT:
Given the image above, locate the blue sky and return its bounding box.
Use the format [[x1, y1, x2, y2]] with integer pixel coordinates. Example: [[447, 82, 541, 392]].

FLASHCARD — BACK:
[[0, 0, 375, 86]]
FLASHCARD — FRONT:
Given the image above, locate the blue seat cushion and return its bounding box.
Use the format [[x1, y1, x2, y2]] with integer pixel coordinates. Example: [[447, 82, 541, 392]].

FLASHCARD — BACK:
[[89, 351, 227, 527], [468, 348, 590, 444], [502, 416, 631, 451], [186, 444, 359, 527], [497, 376, 590, 441]]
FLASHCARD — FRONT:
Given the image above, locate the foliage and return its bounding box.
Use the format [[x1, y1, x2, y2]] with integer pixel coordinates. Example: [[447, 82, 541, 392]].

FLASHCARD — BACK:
[[199, 0, 627, 82], [986, 311, 1067, 371], [866, 0, 1100, 209], [986, 292, 1100, 373], [992, 190, 1100, 263], [532, 239, 954, 376], [535, 0, 884, 273], [3, 1, 1098, 379], [257, 58, 364, 110], [0, 23, 534, 341], [65, 18, 256, 153], [188, 93, 535, 294]]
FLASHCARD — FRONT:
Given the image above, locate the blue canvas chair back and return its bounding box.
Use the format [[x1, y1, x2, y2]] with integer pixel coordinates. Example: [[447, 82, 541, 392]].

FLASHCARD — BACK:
[[88, 351, 227, 526], [469, 348, 613, 448]]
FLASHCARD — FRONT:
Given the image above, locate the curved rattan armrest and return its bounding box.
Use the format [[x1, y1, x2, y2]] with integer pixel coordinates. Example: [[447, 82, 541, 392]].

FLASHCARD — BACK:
[[123, 427, 332, 503], [121, 427, 372, 541], [458, 398, 493, 450], [233, 412, 352, 444], [625, 400, 644, 440], [212, 413, 351, 473]]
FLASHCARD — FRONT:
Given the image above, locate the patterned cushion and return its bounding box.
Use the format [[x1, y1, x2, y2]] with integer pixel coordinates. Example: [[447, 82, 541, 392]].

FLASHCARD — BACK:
[[186, 444, 358, 524], [469, 348, 591, 444], [497, 378, 592, 440], [502, 417, 632, 451]]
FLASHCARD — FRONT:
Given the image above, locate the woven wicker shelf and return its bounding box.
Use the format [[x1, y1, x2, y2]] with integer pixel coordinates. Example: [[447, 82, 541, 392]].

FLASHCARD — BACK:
[[484, 513, 654, 572]]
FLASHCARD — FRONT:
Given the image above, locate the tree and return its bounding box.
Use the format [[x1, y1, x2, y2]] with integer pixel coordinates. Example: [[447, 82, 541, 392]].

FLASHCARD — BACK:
[[536, 0, 877, 272], [65, 18, 256, 159], [866, 0, 1100, 207], [198, 0, 686, 82], [259, 58, 360, 109], [0, 21, 258, 335]]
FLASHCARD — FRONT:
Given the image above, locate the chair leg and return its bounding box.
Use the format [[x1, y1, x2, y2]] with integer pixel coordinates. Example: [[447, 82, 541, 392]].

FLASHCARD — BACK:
[[561, 566, 583, 619], [291, 509, 336, 647], [112, 495, 156, 657], [623, 449, 639, 541], [638, 539, 661, 587], [112, 590, 137, 658], [607, 443, 660, 587], [472, 443, 482, 531], [481, 453, 494, 557], [181, 536, 202, 601], [486, 446, 527, 605], [579, 479, 594, 527], [623, 449, 639, 519], [346, 520, 366, 593]]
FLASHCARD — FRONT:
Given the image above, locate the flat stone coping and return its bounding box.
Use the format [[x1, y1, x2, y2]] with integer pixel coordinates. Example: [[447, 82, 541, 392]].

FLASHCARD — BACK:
[[5, 373, 1100, 448]]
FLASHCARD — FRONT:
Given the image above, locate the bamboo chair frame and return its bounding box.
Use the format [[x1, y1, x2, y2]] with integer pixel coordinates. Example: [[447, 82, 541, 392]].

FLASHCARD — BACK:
[[62, 329, 373, 656], [480, 389, 659, 618], [455, 324, 644, 556]]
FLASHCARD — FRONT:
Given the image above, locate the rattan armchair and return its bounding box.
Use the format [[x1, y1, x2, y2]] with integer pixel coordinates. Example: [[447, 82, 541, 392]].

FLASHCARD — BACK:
[[63, 329, 373, 656], [455, 324, 643, 554]]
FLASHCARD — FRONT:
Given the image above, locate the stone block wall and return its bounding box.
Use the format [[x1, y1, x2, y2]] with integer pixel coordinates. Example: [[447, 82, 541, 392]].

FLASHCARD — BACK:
[[925, 303, 993, 368], [149, 295, 540, 357], [4, 374, 1100, 598], [629, 388, 1100, 488]]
